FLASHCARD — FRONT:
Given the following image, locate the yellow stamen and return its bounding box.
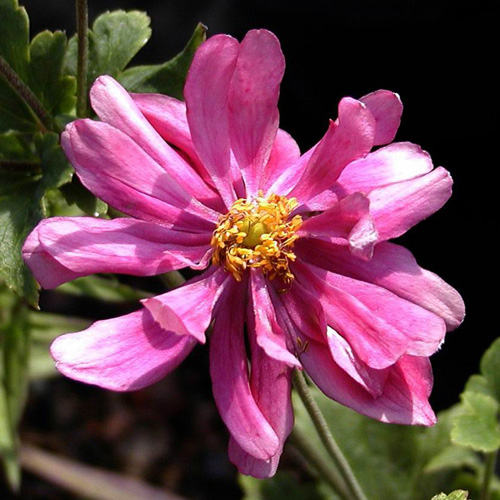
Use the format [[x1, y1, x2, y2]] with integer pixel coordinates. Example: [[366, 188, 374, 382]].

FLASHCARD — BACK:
[[211, 193, 303, 286]]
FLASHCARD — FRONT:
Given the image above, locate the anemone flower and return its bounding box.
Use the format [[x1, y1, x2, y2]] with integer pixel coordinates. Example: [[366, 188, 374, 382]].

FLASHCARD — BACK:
[[23, 29, 464, 478]]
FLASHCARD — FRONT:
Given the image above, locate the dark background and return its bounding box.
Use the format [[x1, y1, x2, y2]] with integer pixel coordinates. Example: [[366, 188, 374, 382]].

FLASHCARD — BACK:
[[4, 0, 499, 498]]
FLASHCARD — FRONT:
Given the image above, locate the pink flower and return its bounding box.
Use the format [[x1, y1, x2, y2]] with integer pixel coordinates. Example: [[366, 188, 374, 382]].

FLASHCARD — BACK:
[[23, 29, 464, 478]]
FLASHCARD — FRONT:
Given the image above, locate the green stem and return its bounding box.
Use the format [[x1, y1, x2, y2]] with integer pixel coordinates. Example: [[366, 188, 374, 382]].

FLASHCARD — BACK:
[[160, 270, 186, 290], [293, 370, 368, 500], [480, 451, 497, 500], [75, 0, 89, 117], [289, 427, 350, 499], [0, 56, 52, 133]]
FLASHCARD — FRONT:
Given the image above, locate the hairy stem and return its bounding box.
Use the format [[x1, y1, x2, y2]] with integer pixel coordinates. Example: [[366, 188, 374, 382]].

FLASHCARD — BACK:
[[293, 370, 368, 500], [289, 427, 350, 499], [480, 451, 497, 500], [0, 56, 52, 133], [76, 0, 89, 117]]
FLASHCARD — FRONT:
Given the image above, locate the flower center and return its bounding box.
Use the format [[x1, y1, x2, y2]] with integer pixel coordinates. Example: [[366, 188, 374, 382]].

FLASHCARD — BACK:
[[211, 193, 303, 285]]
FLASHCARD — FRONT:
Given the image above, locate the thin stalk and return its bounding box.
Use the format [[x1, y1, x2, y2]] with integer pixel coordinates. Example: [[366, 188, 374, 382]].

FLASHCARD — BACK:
[[160, 270, 186, 290], [0, 56, 52, 133], [293, 370, 368, 500], [289, 427, 350, 499], [480, 451, 497, 500], [76, 0, 89, 117]]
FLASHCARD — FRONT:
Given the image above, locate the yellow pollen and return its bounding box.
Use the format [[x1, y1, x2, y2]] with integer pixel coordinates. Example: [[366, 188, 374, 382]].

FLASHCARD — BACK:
[[211, 193, 303, 286]]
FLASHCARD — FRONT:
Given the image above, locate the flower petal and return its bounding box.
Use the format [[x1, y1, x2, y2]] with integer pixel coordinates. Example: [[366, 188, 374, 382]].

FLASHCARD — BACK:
[[299, 193, 378, 261], [360, 90, 403, 146], [23, 217, 211, 289], [62, 120, 218, 230], [209, 278, 280, 460], [90, 76, 220, 209], [228, 289, 294, 478], [368, 166, 453, 240], [142, 266, 229, 344], [185, 34, 241, 208], [51, 308, 196, 391], [131, 92, 215, 189], [249, 269, 300, 368], [261, 129, 301, 195], [296, 261, 446, 369], [228, 29, 285, 196], [296, 239, 465, 331], [301, 342, 436, 425], [334, 142, 434, 196], [289, 97, 375, 204]]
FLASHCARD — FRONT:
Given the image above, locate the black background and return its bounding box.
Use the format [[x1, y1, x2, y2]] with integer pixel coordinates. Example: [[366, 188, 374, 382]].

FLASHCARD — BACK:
[[8, 0, 499, 497]]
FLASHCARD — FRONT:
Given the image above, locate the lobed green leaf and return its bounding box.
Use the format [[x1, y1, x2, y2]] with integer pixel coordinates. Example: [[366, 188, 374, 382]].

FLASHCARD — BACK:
[[119, 23, 207, 100]]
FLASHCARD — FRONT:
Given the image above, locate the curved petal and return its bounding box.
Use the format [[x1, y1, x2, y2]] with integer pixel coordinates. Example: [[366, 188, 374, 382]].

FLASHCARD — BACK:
[[228, 29, 285, 196], [289, 98, 375, 204], [185, 34, 240, 208], [299, 193, 378, 261], [62, 120, 218, 231], [51, 308, 196, 391], [261, 129, 301, 195], [360, 90, 403, 146], [333, 142, 434, 196], [301, 342, 436, 425], [210, 278, 280, 460], [228, 286, 294, 478], [368, 166, 453, 240], [131, 92, 215, 188], [296, 239, 465, 331], [296, 261, 446, 369], [23, 217, 211, 289], [142, 266, 229, 344], [90, 76, 220, 210], [249, 270, 300, 368]]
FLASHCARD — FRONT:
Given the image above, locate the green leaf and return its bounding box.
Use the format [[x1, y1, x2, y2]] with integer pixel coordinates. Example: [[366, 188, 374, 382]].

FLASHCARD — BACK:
[[56, 275, 151, 302], [64, 10, 152, 87], [0, 133, 72, 305], [0, 0, 30, 78], [424, 445, 481, 474], [59, 175, 108, 216], [431, 491, 468, 500], [0, 131, 35, 160], [480, 338, 500, 402], [451, 391, 500, 452], [119, 23, 207, 100], [29, 31, 76, 117]]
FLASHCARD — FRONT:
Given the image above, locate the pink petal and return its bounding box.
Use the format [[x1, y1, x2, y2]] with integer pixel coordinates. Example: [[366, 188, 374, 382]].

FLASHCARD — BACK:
[[334, 142, 433, 196], [289, 98, 375, 204], [261, 129, 301, 195], [142, 266, 229, 344], [51, 308, 196, 391], [301, 341, 436, 425], [209, 278, 280, 460], [62, 120, 218, 231], [368, 166, 453, 240], [229, 288, 294, 478], [299, 193, 378, 261], [228, 30, 285, 196], [90, 76, 220, 210], [360, 90, 403, 146], [185, 34, 241, 208], [296, 239, 465, 331], [23, 217, 211, 289], [131, 92, 216, 190], [296, 261, 446, 369], [249, 270, 300, 368]]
